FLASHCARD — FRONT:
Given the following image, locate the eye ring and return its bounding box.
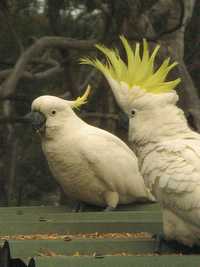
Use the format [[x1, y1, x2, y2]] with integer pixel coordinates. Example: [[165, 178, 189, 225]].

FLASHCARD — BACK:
[[51, 110, 56, 115], [131, 110, 136, 116]]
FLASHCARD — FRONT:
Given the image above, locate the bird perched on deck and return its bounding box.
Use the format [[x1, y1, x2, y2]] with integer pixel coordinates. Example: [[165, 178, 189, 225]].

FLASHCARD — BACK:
[[26, 86, 153, 211], [81, 36, 200, 247]]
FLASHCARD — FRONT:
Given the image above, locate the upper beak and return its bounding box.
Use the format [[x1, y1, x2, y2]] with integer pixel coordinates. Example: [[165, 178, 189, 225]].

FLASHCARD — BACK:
[[24, 111, 46, 131]]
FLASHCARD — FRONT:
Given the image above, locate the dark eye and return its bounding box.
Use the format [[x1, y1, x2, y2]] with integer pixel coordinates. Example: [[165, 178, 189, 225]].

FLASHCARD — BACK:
[[131, 110, 136, 116], [51, 110, 56, 115]]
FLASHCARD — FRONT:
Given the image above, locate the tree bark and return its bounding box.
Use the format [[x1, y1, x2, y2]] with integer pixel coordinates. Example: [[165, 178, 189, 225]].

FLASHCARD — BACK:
[[6, 136, 18, 205]]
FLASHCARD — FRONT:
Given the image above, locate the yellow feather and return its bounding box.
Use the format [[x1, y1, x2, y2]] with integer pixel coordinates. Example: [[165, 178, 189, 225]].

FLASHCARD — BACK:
[[73, 85, 91, 109], [119, 36, 135, 84], [80, 36, 181, 94], [149, 79, 181, 93]]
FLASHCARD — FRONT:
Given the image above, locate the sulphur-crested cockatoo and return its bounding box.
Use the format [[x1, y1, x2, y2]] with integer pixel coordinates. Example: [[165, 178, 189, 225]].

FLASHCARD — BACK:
[[81, 36, 200, 246], [25, 86, 153, 211]]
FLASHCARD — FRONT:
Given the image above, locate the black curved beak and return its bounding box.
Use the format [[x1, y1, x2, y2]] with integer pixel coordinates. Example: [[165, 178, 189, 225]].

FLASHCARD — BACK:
[[24, 111, 46, 131], [118, 111, 129, 131]]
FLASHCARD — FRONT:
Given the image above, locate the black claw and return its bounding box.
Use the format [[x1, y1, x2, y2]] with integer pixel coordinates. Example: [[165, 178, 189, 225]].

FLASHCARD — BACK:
[[175, 243, 200, 254], [152, 233, 200, 254]]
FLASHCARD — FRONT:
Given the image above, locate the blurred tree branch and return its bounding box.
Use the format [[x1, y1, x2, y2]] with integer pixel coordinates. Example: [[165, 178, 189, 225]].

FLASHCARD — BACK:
[[0, 0, 24, 53], [0, 66, 64, 83], [0, 36, 96, 98]]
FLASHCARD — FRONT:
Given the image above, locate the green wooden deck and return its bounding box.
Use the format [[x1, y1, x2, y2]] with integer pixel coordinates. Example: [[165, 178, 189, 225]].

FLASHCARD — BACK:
[[0, 203, 200, 266]]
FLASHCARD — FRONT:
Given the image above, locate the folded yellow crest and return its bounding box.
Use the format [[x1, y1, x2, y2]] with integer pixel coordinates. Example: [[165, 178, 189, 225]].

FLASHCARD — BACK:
[[72, 85, 91, 109], [80, 36, 181, 94]]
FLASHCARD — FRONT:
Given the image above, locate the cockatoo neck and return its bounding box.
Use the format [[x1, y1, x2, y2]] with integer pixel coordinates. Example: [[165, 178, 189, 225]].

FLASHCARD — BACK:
[[129, 103, 192, 145], [107, 78, 131, 114]]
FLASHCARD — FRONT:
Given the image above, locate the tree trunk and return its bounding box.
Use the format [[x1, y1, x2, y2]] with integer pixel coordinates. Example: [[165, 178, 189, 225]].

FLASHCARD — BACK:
[[124, 0, 200, 131]]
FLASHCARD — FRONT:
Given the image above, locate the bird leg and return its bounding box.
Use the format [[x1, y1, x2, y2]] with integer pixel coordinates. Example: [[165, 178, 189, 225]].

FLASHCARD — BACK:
[[103, 191, 119, 212], [153, 233, 167, 254], [72, 201, 86, 212]]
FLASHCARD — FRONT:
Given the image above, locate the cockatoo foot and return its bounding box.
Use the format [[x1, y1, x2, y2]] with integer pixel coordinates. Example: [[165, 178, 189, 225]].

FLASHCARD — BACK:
[[153, 233, 183, 254], [153, 233, 200, 254], [104, 191, 119, 211], [179, 244, 200, 254], [103, 206, 116, 212]]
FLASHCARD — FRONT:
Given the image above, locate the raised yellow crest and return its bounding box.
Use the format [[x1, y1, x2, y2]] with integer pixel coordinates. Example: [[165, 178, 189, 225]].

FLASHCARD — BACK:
[[80, 36, 181, 94], [72, 85, 91, 109]]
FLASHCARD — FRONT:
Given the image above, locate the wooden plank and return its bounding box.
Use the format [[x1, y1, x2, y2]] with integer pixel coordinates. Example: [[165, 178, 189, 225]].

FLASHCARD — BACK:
[[0, 206, 70, 214], [0, 211, 161, 222], [0, 239, 175, 257], [34, 255, 200, 267], [0, 211, 162, 235], [117, 203, 160, 211], [0, 203, 161, 214], [0, 220, 162, 235]]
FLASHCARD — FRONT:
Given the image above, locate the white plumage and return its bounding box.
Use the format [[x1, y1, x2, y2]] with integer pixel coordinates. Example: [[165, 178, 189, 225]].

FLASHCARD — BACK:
[[30, 95, 153, 210], [139, 135, 200, 246], [109, 90, 200, 246], [81, 36, 200, 245]]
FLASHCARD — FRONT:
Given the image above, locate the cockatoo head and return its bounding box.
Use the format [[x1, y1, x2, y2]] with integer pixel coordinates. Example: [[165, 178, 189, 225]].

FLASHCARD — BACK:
[[81, 37, 182, 142], [80, 36, 181, 116], [25, 86, 90, 136]]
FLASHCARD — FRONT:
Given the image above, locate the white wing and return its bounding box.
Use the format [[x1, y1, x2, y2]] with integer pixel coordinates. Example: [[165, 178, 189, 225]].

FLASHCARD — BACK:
[[141, 138, 200, 223], [78, 124, 150, 199]]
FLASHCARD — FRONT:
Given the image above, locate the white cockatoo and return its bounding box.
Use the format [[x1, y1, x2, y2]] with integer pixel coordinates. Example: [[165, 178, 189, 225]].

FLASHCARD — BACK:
[[81, 36, 200, 246], [26, 86, 153, 211]]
